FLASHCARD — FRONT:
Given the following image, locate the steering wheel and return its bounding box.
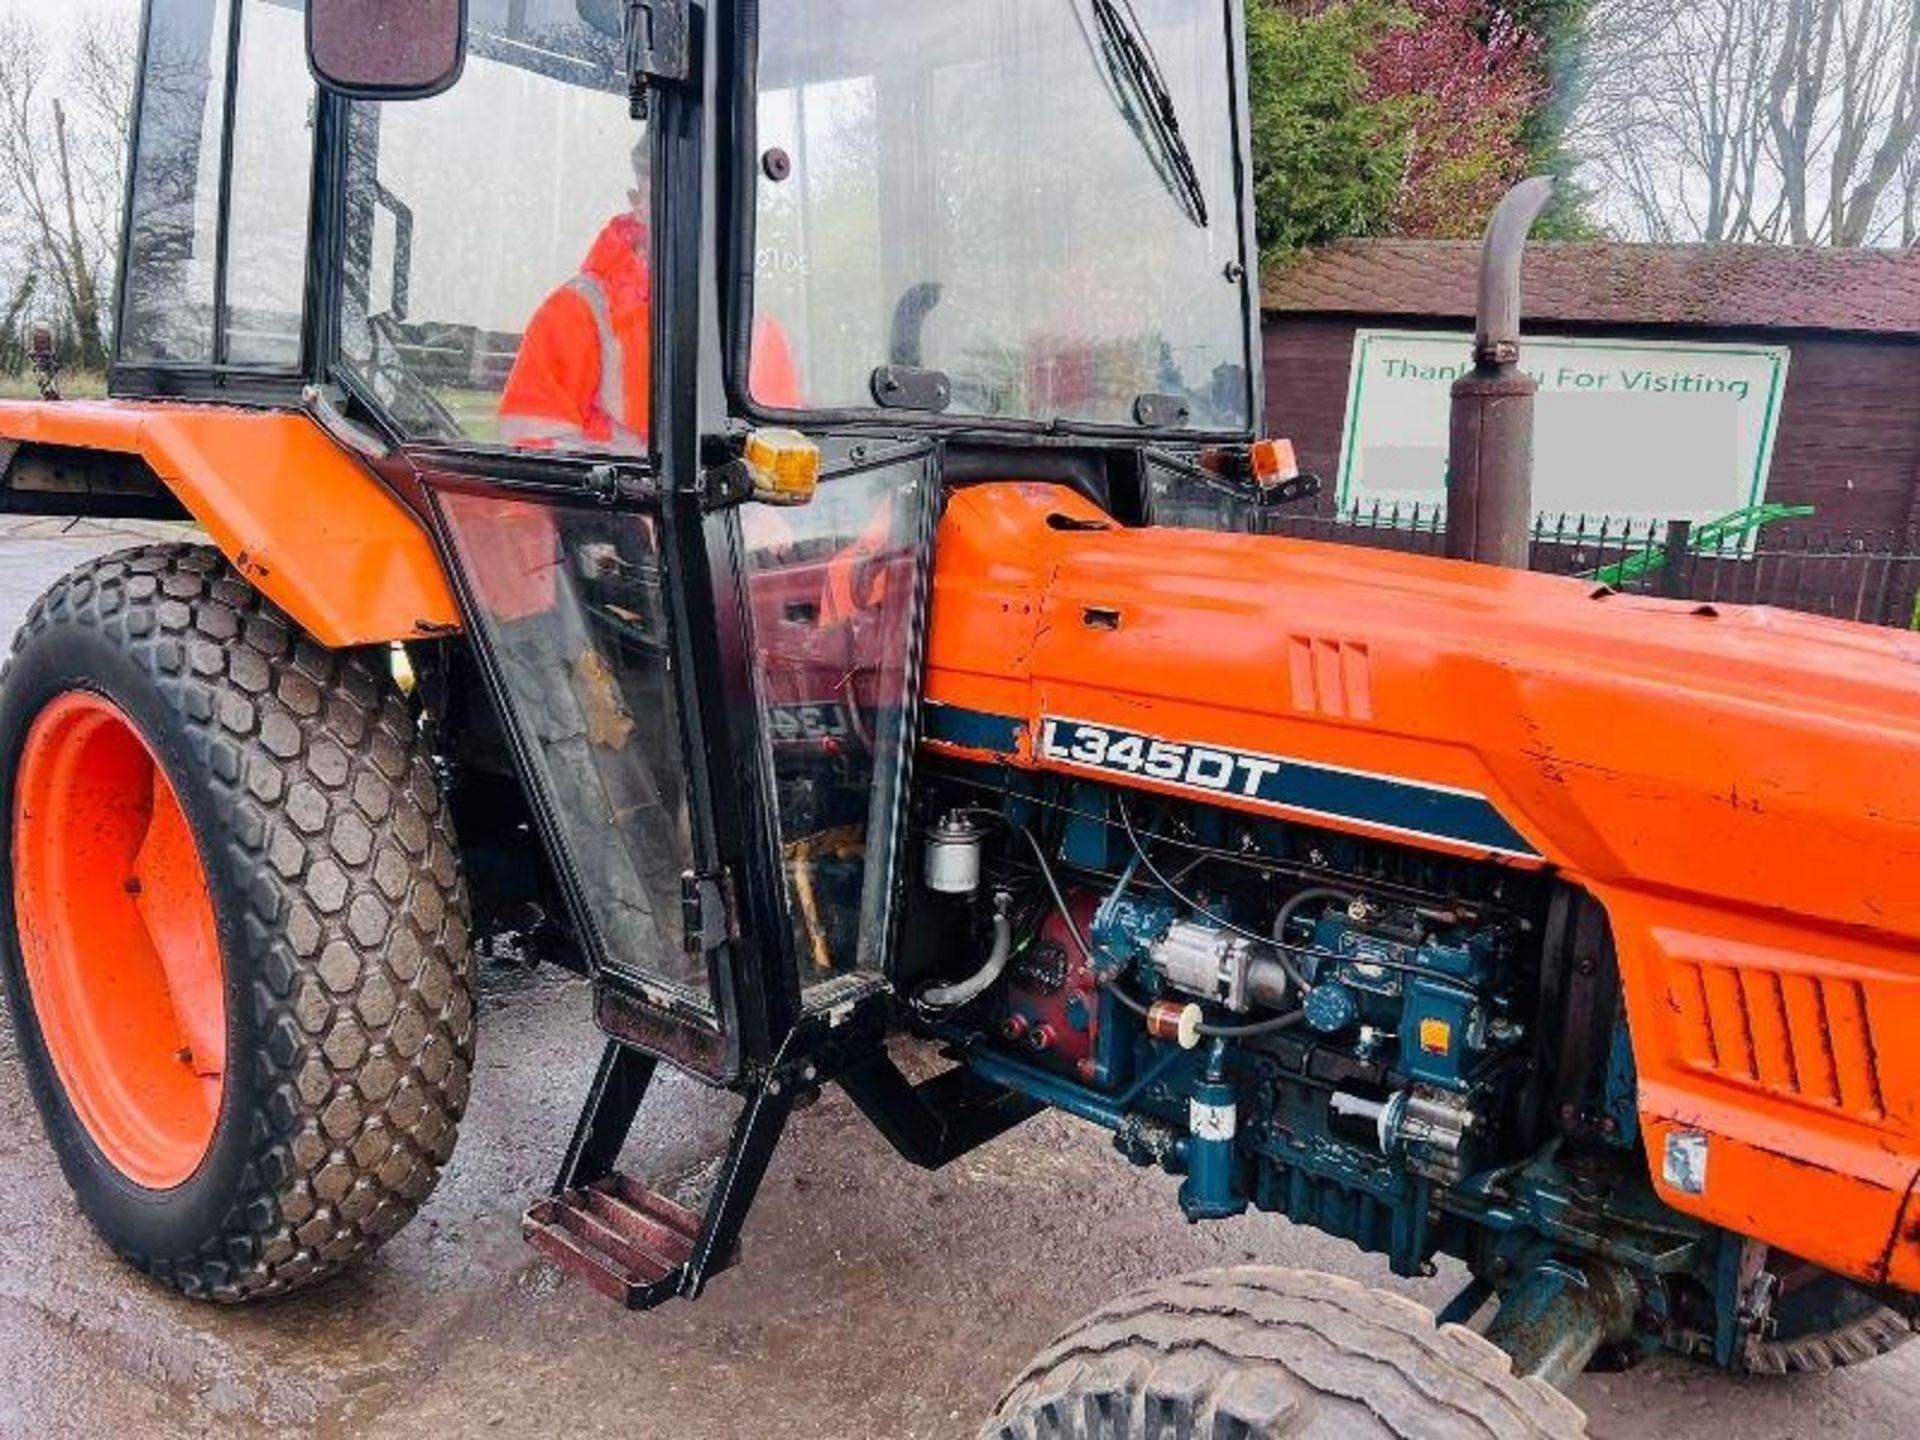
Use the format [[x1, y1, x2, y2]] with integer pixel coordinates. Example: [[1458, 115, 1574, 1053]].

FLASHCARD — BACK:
[[365, 313, 466, 442]]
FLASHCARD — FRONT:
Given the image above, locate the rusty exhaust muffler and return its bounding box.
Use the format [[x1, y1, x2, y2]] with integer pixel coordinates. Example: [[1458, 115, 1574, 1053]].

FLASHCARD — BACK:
[[1445, 177, 1555, 569]]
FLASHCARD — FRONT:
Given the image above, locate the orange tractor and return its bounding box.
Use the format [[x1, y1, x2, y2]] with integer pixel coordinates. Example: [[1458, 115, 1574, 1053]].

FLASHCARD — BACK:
[[3, 1, 1919, 1434]]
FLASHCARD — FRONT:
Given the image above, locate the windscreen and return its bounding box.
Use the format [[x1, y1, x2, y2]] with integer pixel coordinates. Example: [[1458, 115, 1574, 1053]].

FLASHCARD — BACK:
[[751, 0, 1254, 433]]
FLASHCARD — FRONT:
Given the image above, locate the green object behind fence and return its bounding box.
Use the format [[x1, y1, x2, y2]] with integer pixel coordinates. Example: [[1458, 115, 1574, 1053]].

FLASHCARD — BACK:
[[1589, 504, 1816, 588]]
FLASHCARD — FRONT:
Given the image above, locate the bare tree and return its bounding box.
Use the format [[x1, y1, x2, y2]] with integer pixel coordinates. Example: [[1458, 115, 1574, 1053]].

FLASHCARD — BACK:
[[70, 10, 140, 264], [1899, 131, 1920, 240], [1576, 0, 1920, 245], [0, 9, 137, 370]]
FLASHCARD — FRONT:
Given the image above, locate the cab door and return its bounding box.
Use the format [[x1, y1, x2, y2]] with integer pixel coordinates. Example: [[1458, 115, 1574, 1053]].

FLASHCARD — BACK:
[[427, 411, 937, 1087], [321, 1, 769, 1078], [327, 0, 944, 1082], [432, 479, 743, 1075]]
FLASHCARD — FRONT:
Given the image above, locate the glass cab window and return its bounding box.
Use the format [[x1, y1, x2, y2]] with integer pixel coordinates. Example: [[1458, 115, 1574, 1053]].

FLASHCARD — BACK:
[[226, 1, 318, 366], [119, 0, 314, 370], [740, 456, 932, 1004], [752, 0, 1254, 432], [337, 2, 645, 451], [435, 490, 705, 1008], [360, 7, 705, 1014]]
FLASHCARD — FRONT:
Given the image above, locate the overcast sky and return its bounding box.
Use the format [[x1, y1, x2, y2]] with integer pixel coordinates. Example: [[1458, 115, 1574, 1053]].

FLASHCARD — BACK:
[[0, 0, 138, 37], [0, 0, 139, 89]]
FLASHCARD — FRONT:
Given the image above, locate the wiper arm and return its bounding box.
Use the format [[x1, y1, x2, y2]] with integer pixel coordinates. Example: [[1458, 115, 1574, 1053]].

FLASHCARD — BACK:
[[1087, 0, 1210, 228]]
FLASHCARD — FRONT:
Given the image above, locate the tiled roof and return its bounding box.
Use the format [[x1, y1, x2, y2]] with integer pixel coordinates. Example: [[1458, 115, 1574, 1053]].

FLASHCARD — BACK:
[[1260, 240, 1920, 336]]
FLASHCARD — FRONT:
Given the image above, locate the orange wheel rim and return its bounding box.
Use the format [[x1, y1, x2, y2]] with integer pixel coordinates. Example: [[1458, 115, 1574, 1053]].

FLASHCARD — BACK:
[[11, 692, 226, 1189]]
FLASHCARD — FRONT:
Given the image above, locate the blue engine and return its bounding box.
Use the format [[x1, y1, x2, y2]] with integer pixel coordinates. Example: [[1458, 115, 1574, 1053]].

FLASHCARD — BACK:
[[1294, 901, 1518, 1091], [915, 776, 1762, 1374], [965, 807, 1542, 1273], [1088, 887, 1522, 1095]]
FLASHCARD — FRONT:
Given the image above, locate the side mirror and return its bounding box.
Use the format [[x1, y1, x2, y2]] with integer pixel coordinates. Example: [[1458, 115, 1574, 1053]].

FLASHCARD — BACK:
[[309, 0, 467, 101]]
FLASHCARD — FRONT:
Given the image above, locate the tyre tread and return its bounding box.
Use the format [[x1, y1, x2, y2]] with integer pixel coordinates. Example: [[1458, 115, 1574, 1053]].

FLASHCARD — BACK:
[[985, 1267, 1584, 1439], [1743, 1305, 1917, 1375]]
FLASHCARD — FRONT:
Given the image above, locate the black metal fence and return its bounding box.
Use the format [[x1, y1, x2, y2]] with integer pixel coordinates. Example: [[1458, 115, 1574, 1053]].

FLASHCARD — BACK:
[[1262, 501, 1920, 631]]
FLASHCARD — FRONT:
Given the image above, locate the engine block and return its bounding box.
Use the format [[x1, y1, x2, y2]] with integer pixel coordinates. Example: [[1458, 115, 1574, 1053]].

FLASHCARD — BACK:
[[900, 762, 1739, 1362]]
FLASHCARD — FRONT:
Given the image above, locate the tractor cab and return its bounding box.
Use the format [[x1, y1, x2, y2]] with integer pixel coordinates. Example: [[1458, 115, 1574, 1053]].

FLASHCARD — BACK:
[[85, 0, 1263, 1291], [262, 0, 1262, 1306], [319, 0, 1257, 1300], [106, 0, 1260, 1086]]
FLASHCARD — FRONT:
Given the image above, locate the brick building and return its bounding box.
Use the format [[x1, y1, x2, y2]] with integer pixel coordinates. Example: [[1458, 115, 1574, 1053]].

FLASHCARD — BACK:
[[1258, 242, 1920, 624], [1263, 241, 1920, 533]]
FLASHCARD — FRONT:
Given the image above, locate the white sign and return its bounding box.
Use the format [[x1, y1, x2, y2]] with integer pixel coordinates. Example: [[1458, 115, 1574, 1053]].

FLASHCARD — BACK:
[[1336, 331, 1790, 525]]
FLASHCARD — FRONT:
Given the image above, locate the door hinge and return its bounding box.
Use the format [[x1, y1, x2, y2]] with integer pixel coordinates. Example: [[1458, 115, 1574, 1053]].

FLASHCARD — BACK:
[[699, 457, 756, 512], [626, 1, 692, 118], [681, 868, 734, 955]]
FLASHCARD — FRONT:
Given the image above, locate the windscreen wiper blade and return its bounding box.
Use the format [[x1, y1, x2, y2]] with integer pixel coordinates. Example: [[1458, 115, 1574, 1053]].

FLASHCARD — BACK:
[[1087, 0, 1210, 228]]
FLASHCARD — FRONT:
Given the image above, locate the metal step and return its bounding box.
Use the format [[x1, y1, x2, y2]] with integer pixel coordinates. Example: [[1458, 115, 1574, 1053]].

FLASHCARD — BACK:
[[528, 1040, 797, 1311], [523, 1174, 722, 1310]]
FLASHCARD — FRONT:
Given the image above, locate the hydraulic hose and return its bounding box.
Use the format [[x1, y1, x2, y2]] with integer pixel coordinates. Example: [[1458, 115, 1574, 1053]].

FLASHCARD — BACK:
[[1115, 796, 1311, 994], [1272, 887, 1355, 948], [1183, 1006, 1308, 1040], [917, 892, 1014, 1010]]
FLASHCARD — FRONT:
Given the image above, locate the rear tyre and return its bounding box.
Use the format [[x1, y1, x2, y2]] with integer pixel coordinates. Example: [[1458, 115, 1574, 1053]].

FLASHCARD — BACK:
[[984, 1267, 1586, 1439], [0, 545, 473, 1301]]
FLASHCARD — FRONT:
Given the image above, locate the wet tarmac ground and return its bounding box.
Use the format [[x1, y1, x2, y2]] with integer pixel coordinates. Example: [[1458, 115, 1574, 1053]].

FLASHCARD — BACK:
[[3, 525, 1917, 1437]]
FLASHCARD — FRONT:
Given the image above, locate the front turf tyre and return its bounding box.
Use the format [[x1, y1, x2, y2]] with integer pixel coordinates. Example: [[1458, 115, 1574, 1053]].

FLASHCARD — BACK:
[[984, 1267, 1586, 1439], [0, 545, 474, 1301]]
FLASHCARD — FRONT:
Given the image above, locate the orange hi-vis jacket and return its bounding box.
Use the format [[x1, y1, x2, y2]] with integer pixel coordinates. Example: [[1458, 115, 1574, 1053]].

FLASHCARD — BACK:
[[500, 215, 800, 449]]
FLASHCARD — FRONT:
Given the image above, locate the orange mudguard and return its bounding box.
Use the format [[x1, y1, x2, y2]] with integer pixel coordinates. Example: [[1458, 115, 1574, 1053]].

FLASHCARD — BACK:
[[923, 482, 1920, 1291], [0, 400, 457, 648]]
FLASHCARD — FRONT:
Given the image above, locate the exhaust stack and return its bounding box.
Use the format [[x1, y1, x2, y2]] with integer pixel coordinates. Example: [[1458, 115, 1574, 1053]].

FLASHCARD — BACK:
[[1445, 177, 1555, 568]]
